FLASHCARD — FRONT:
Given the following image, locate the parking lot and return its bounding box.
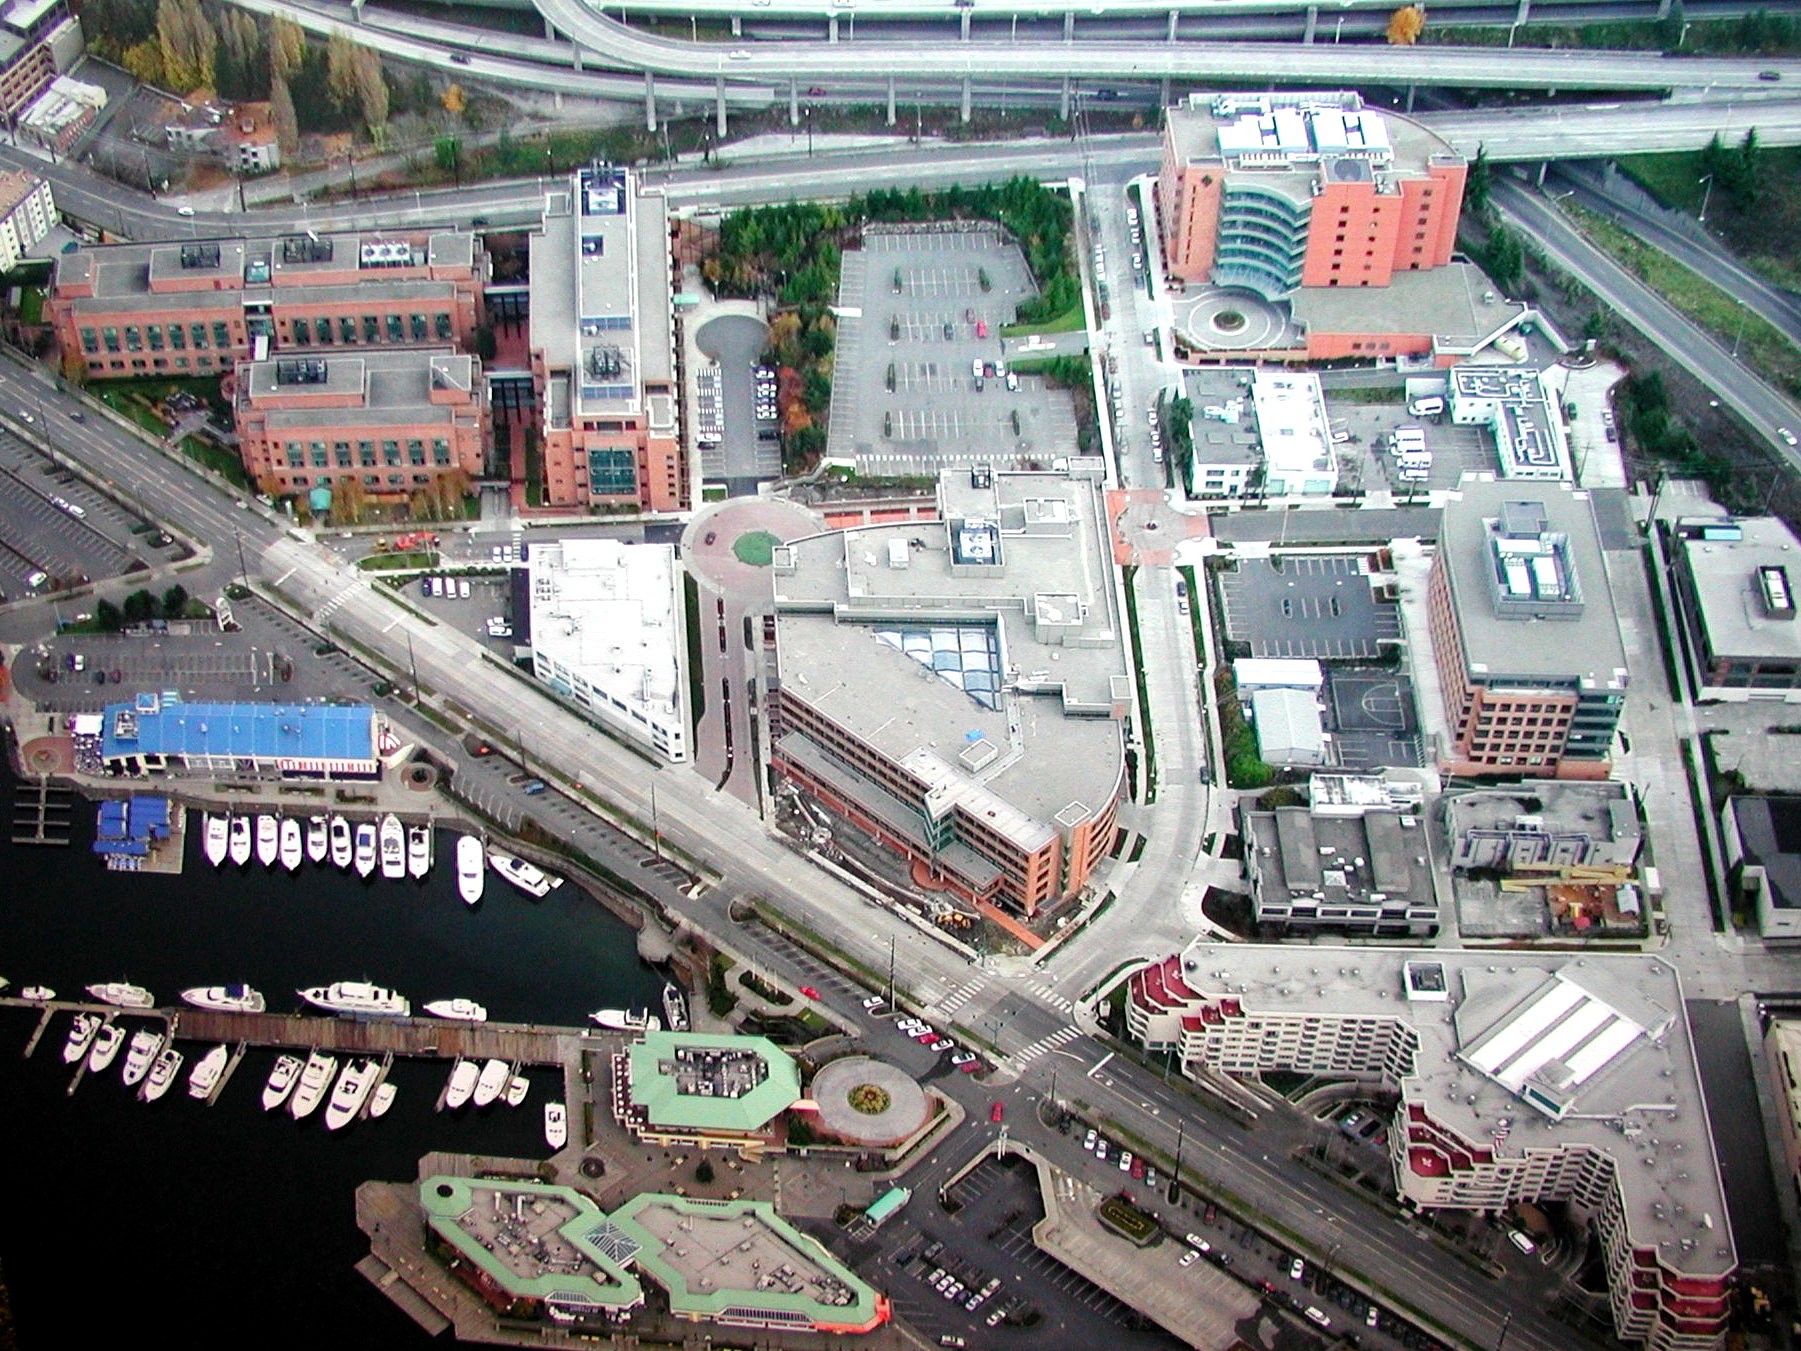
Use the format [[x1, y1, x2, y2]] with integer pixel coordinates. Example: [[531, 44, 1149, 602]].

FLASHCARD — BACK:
[[828, 226, 1078, 472], [1321, 396, 1495, 497], [0, 428, 173, 598], [1219, 555, 1402, 660], [1325, 668, 1425, 770]]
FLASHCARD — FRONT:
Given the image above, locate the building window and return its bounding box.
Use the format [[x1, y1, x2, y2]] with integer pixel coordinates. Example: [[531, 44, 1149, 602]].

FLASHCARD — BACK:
[[168, 325, 184, 350], [292, 322, 310, 346], [410, 314, 427, 341], [386, 315, 403, 342], [407, 439, 424, 466], [340, 317, 357, 344], [212, 322, 230, 347], [124, 326, 141, 351], [316, 317, 333, 345], [382, 440, 400, 466], [432, 438, 450, 465], [334, 441, 351, 467], [146, 325, 164, 351], [364, 316, 379, 342], [358, 441, 375, 467], [79, 327, 97, 354], [435, 314, 452, 340], [588, 448, 636, 496], [191, 324, 208, 350]]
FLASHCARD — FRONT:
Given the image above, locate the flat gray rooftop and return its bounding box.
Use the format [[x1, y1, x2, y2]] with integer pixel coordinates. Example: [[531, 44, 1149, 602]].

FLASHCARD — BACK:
[[1219, 554, 1400, 659], [1291, 262, 1526, 351], [1679, 516, 1801, 665], [1208, 506, 1440, 546]]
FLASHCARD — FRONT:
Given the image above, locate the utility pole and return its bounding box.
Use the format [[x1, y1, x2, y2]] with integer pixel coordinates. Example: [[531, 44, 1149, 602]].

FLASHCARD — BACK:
[[233, 529, 250, 586], [649, 781, 661, 858], [885, 934, 895, 1008], [1495, 1311, 1513, 1351], [406, 631, 420, 703], [1168, 1118, 1185, 1203]]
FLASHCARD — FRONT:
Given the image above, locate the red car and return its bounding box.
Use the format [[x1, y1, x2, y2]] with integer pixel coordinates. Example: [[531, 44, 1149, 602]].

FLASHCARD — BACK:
[[799, 986, 820, 1000], [1131, 1156, 1146, 1180], [990, 1102, 1004, 1123]]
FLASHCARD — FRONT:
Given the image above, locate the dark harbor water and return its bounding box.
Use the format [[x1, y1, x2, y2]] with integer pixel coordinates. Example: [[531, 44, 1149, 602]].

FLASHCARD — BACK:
[[0, 766, 662, 1349]]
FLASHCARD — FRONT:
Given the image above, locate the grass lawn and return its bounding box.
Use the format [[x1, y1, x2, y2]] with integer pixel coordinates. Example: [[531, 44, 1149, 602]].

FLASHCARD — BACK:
[[1614, 145, 1801, 289], [732, 530, 779, 566], [1565, 203, 1801, 401], [17, 286, 43, 325], [1000, 301, 1086, 336], [356, 550, 438, 572]]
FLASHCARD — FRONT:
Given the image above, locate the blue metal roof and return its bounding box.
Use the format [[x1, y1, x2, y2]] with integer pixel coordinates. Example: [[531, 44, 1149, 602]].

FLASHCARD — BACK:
[[101, 701, 375, 763]]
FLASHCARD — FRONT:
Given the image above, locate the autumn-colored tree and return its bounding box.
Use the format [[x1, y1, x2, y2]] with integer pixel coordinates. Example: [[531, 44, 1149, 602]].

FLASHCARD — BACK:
[[766, 311, 803, 366], [333, 475, 369, 525], [269, 16, 306, 83], [326, 32, 360, 113], [120, 38, 165, 88], [269, 74, 298, 155], [441, 82, 466, 116], [1386, 4, 1425, 44], [157, 0, 216, 94], [353, 44, 389, 133]]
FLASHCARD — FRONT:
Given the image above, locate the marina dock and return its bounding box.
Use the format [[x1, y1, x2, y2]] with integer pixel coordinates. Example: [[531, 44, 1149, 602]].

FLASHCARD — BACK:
[[11, 777, 72, 845]]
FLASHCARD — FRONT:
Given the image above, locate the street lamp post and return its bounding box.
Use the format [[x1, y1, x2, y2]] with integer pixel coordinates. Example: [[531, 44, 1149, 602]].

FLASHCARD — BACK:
[[1698, 173, 1714, 224]]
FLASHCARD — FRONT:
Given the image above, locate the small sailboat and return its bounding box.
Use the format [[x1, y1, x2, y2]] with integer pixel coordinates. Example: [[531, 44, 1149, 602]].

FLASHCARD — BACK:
[[329, 816, 353, 870], [504, 1075, 529, 1108], [544, 1101, 567, 1150], [369, 1082, 397, 1118], [20, 985, 55, 1002], [443, 1059, 478, 1110], [407, 823, 431, 880], [423, 998, 487, 1023], [141, 1046, 182, 1102], [353, 822, 377, 878], [228, 815, 252, 866], [290, 1051, 336, 1119], [279, 817, 303, 872], [456, 835, 484, 905], [86, 1022, 125, 1073], [471, 1058, 509, 1108], [262, 1054, 303, 1110], [203, 813, 229, 866], [306, 815, 329, 865], [662, 981, 690, 1033], [121, 1028, 163, 1086], [255, 815, 279, 868], [62, 1013, 100, 1063], [378, 815, 405, 880], [187, 1044, 228, 1099]]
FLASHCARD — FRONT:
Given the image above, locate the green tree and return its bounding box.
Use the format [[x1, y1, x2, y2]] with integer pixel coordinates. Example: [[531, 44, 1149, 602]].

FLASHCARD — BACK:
[[1661, 0, 1686, 49], [1482, 223, 1524, 293], [474, 322, 496, 361], [94, 599, 123, 632], [269, 74, 298, 156], [157, 0, 217, 93], [1464, 146, 1492, 215], [161, 583, 189, 618], [268, 15, 306, 83], [695, 1159, 715, 1185], [123, 589, 156, 624]]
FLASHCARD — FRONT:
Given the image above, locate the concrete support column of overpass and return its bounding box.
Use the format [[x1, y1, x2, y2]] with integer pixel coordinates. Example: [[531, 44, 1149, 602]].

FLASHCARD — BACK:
[[731, 15, 741, 36], [1515, 0, 1531, 25], [1405, 84, 1415, 112], [1060, 76, 1069, 122], [829, 14, 838, 41], [1657, 0, 1672, 17], [961, 76, 971, 122], [350, 0, 363, 20], [1064, 11, 1073, 40], [887, 77, 896, 126], [1167, 10, 1178, 41], [544, 16, 555, 40], [790, 79, 799, 126], [1303, 5, 1318, 43], [961, 10, 970, 39], [717, 77, 728, 136], [645, 71, 656, 131], [572, 45, 582, 71], [1161, 76, 1171, 104]]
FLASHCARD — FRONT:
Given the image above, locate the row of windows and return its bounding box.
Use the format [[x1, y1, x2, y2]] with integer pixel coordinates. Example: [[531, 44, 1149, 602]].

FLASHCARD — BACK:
[[81, 321, 232, 354], [274, 472, 448, 489], [287, 312, 453, 346], [86, 355, 222, 373], [279, 438, 455, 469]]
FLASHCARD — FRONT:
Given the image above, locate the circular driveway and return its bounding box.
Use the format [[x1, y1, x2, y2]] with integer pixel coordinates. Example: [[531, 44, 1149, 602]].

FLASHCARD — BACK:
[[696, 313, 775, 490], [681, 497, 822, 609], [1170, 288, 1291, 353], [810, 1055, 930, 1147]]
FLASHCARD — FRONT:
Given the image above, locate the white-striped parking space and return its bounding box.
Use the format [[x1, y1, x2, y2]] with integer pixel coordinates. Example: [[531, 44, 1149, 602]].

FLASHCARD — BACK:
[[1011, 1024, 1082, 1066]]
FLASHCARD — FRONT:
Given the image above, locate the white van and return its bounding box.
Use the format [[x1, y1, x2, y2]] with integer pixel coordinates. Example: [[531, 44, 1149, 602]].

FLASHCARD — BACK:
[[1407, 396, 1445, 417], [457, 578, 471, 600], [1507, 1229, 1537, 1254]]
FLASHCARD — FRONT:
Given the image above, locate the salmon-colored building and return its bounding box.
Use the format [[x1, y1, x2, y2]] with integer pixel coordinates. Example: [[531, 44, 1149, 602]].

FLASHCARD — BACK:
[[1158, 92, 1465, 300], [526, 164, 686, 514], [50, 230, 488, 382], [232, 349, 488, 498]]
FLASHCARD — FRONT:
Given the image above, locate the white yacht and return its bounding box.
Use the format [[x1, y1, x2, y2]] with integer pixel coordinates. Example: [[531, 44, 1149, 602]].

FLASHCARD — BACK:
[[20, 985, 55, 1003], [589, 1008, 660, 1033], [422, 998, 487, 1023], [456, 835, 484, 905], [203, 813, 229, 867], [255, 814, 279, 868], [662, 981, 690, 1033], [121, 1028, 163, 1086], [369, 1082, 397, 1118], [353, 822, 378, 878], [86, 1023, 125, 1073], [504, 1075, 529, 1108], [262, 1054, 303, 1110], [329, 816, 353, 870], [289, 1051, 336, 1119], [544, 1101, 568, 1150], [324, 1058, 380, 1129], [471, 1058, 510, 1108], [188, 1044, 228, 1099], [378, 814, 405, 880], [61, 1013, 100, 1063], [86, 981, 154, 1009], [180, 984, 266, 1014], [443, 1059, 479, 1110], [228, 814, 252, 866], [488, 849, 561, 898], [298, 980, 410, 1018], [407, 823, 431, 880], [141, 1046, 182, 1102], [279, 817, 303, 872], [306, 815, 329, 865]]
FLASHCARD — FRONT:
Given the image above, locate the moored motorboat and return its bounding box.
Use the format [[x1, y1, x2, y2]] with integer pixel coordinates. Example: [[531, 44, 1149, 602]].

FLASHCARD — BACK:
[[325, 1058, 379, 1130], [662, 981, 689, 1033], [188, 1044, 228, 1099], [297, 980, 410, 1018], [203, 813, 229, 867], [180, 983, 266, 1014], [378, 814, 405, 880], [87, 981, 154, 1009], [589, 1008, 660, 1033], [456, 835, 484, 905], [353, 822, 377, 878], [228, 814, 252, 866], [279, 817, 303, 871], [86, 1023, 125, 1073], [289, 1051, 336, 1119], [262, 1054, 303, 1110], [407, 823, 431, 880], [471, 1058, 509, 1108], [329, 816, 353, 870], [443, 1058, 479, 1110], [141, 1046, 182, 1102], [422, 998, 487, 1023], [21, 985, 55, 1002], [306, 815, 329, 864], [369, 1082, 397, 1118], [255, 814, 279, 868], [488, 849, 560, 898], [62, 1013, 100, 1063], [121, 1028, 163, 1086], [504, 1074, 529, 1108], [544, 1101, 567, 1149]]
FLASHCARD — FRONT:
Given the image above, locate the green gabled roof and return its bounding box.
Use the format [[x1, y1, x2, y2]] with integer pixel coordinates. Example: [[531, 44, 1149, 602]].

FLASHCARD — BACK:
[[625, 1030, 801, 1133]]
